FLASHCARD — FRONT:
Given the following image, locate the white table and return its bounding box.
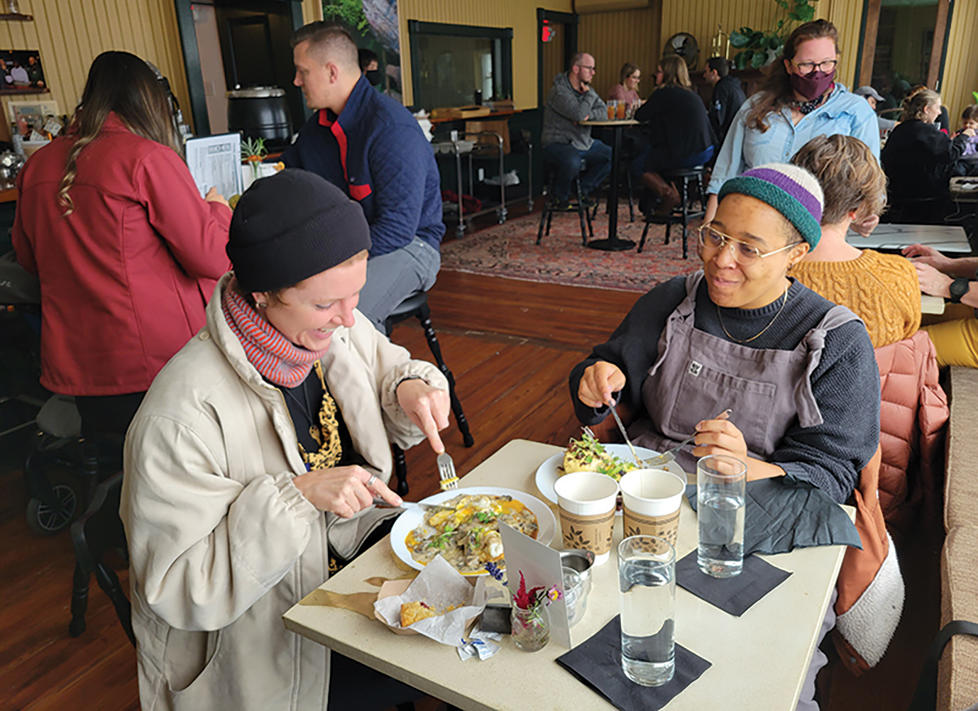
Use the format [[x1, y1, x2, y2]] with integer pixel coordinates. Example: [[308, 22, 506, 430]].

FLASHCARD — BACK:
[[283, 440, 849, 711], [847, 223, 971, 254]]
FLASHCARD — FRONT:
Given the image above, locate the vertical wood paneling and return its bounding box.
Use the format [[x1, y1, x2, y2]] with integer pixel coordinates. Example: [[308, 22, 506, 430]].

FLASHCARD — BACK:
[[941, 0, 978, 125], [578, 7, 661, 101], [657, 0, 862, 89], [399, 0, 575, 108]]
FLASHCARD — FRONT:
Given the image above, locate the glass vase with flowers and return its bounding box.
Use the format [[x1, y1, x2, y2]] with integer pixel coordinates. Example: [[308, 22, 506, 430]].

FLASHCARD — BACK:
[[510, 571, 561, 652]]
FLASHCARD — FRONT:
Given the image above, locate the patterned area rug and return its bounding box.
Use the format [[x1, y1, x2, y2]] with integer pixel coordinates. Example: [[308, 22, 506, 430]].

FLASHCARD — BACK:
[[440, 205, 703, 293]]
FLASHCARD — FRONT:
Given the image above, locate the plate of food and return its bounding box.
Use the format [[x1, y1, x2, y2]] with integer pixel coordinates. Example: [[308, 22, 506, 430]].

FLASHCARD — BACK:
[[389, 487, 557, 576], [534, 430, 687, 506]]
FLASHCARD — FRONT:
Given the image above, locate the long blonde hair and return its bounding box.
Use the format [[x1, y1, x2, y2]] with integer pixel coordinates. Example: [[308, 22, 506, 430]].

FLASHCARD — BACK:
[[658, 54, 691, 89], [58, 51, 181, 216]]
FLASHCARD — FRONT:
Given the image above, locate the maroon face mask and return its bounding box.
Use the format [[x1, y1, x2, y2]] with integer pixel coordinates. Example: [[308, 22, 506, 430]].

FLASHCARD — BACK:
[[790, 68, 836, 101]]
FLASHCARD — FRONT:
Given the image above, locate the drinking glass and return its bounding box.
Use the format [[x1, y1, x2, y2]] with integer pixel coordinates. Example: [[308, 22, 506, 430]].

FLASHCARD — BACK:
[[696, 455, 747, 578], [618, 535, 675, 686], [606, 101, 617, 120], [616, 100, 626, 120]]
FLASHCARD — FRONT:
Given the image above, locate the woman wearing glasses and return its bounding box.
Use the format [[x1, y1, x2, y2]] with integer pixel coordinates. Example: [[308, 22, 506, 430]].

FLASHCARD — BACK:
[[704, 20, 880, 232], [570, 164, 880, 708]]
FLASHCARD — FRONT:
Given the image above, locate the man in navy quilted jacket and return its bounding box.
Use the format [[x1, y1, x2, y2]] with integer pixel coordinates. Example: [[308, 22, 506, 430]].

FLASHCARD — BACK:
[[283, 22, 443, 331]]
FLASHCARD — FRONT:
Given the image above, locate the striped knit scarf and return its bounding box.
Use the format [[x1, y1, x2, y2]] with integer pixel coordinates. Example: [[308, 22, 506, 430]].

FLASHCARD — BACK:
[[221, 285, 326, 387]]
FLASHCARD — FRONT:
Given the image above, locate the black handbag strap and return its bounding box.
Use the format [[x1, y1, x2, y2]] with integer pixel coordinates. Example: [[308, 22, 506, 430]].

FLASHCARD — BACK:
[[908, 620, 978, 711]]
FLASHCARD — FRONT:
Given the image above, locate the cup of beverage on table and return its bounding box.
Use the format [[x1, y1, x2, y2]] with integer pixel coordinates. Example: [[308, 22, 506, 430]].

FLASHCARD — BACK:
[[616, 100, 626, 120], [606, 101, 617, 120], [553, 471, 618, 565], [696, 455, 746, 578], [618, 535, 676, 686], [619, 469, 684, 544]]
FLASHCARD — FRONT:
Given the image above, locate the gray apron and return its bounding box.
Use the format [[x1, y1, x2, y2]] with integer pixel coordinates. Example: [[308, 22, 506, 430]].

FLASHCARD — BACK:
[[629, 271, 858, 472]]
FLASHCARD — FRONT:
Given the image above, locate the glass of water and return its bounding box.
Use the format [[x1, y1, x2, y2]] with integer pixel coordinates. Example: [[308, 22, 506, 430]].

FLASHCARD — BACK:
[[696, 455, 747, 578], [618, 535, 676, 687]]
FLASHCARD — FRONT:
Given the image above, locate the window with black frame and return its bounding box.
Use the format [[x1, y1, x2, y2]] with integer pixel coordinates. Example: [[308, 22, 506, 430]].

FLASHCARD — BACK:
[[408, 21, 512, 110]]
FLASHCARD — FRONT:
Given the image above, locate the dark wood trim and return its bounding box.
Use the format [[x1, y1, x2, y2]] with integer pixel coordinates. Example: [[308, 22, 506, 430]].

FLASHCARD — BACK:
[[857, 0, 881, 89], [407, 20, 512, 40], [931, 0, 953, 92], [0, 12, 32, 20], [174, 0, 210, 135], [536, 8, 578, 109]]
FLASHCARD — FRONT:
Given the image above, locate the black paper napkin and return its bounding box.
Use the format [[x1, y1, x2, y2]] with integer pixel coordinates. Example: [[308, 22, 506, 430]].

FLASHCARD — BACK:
[[675, 550, 791, 616], [556, 616, 711, 711]]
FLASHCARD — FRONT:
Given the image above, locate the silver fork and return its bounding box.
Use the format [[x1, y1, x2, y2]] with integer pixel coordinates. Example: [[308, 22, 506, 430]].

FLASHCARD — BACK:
[[437, 451, 459, 490]]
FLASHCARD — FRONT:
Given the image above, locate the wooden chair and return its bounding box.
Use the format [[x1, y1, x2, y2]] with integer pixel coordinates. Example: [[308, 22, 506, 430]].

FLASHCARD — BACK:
[[537, 161, 594, 246], [638, 165, 707, 258]]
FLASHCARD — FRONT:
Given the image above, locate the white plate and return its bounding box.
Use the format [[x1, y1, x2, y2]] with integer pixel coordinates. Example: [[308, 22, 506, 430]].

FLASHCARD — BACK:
[[533, 444, 688, 507], [389, 486, 557, 577]]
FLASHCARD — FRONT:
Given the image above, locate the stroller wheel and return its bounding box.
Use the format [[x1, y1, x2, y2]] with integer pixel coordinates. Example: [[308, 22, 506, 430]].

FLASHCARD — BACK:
[[26, 482, 78, 534]]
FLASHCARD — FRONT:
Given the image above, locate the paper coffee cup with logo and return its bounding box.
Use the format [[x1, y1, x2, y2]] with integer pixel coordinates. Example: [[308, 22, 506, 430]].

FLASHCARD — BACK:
[[553, 471, 619, 565], [619, 469, 685, 548]]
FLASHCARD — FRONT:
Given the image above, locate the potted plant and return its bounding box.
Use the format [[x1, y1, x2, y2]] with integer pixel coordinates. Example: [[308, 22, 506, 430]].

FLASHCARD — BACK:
[[241, 136, 268, 182], [730, 0, 818, 70]]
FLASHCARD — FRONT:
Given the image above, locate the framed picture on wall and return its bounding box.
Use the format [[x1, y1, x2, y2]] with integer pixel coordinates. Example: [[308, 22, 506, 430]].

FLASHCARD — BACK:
[[0, 50, 47, 92], [5, 98, 59, 138]]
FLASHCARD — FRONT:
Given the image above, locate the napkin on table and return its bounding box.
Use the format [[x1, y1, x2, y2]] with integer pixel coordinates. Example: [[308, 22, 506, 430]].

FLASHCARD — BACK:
[[675, 551, 791, 616]]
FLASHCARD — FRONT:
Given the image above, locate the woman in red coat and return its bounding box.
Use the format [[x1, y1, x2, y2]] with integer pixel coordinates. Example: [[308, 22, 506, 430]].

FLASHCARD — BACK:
[[12, 51, 231, 438]]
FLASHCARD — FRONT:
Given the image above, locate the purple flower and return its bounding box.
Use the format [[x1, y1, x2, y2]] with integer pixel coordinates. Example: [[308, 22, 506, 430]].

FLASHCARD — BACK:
[[484, 561, 505, 582]]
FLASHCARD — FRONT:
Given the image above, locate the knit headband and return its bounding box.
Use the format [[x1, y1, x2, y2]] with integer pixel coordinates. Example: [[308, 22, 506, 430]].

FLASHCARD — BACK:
[[718, 163, 824, 248]]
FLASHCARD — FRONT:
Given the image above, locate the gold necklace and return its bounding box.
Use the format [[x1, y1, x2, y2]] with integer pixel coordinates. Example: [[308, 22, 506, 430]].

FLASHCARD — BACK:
[[716, 287, 790, 344]]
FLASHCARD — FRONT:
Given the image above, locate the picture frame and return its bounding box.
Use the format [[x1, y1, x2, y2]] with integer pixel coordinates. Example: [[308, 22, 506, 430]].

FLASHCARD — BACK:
[[5, 98, 60, 139], [0, 49, 47, 93]]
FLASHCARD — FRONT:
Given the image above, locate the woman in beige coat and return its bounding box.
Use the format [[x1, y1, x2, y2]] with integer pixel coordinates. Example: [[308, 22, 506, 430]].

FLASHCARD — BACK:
[[121, 170, 450, 710]]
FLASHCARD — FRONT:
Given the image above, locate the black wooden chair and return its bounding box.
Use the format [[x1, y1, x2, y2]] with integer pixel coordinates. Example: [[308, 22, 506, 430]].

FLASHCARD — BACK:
[[638, 165, 707, 258], [537, 161, 594, 246], [69, 469, 135, 646], [385, 291, 475, 496]]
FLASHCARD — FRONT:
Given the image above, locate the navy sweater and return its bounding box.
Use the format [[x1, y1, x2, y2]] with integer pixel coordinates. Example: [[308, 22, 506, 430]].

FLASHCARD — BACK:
[[568, 275, 881, 504], [282, 77, 445, 257]]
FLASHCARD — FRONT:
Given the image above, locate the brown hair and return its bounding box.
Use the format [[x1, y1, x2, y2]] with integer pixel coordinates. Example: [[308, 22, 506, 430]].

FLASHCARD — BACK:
[[962, 104, 978, 122], [291, 21, 358, 69], [231, 250, 368, 306], [619, 62, 640, 84], [58, 51, 180, 216], [658, 54, 691, 89], [900, 89, 940, 122], [790, 134, 886, 224], [745, 19, 839, 132]]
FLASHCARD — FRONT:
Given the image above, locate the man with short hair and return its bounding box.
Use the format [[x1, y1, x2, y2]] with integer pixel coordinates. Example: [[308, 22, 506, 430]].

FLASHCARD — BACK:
[[702, 57, 745, 148], [854, 85, 897, 134], [541, 52, 612, 209], [282, 22, 443, 332]]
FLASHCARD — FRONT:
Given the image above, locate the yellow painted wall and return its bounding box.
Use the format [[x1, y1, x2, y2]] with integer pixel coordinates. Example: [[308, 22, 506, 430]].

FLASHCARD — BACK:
[[942, 0, 978, 124], [0, 0, 189, 141], [399, 0, 574, 109], [301, 0, 323, 24], [658, 0, 862, 89], [578, 6, 661, 101]]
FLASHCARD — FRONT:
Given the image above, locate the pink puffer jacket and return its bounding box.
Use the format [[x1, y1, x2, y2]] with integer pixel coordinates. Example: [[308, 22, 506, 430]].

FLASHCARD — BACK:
[[875, 330, 948, 524]]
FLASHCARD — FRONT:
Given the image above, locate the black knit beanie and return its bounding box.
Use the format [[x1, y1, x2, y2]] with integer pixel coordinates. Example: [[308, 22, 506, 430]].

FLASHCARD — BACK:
[[227, 169, 372, 293]]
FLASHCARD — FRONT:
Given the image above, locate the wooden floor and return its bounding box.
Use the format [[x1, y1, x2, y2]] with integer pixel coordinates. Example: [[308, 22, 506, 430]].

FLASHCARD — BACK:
[[0, 269, 940, 710]]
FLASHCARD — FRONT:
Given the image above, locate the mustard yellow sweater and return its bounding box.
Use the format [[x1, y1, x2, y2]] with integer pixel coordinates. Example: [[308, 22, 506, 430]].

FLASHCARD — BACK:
[[790, 249, 921, 348]]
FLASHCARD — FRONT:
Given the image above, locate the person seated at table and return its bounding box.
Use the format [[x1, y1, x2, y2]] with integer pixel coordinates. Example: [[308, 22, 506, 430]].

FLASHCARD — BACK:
[[541, 52, 612, 210], [952, 104, 978, 176], [607, 62, 641, 106], [904, 243, 978, 368], [882, 89, 975, 223], [853, 85, 897, 136], [121, 170, 451, 711], [632, 54, 715, 216], [358, 46, 382, 87], [789, 134, 920, 348], [703, 56, 746, 149], [570, 164, 880, 709]]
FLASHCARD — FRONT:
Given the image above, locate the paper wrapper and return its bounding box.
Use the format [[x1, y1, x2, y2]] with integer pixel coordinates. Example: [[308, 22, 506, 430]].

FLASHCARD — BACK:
[[623, 508, 680, 546], [373, 555, 492, 645], [558, 509, 615, 556]]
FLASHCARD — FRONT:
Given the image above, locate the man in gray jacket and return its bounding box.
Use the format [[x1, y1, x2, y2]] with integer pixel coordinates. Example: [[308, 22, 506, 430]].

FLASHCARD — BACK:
[[541, 52, 612, 208]]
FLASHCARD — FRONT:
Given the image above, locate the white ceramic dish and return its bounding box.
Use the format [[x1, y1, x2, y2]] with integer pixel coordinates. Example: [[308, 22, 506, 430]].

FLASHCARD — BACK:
[[534, 444, 687, 508], [389, 486, 557, 576]]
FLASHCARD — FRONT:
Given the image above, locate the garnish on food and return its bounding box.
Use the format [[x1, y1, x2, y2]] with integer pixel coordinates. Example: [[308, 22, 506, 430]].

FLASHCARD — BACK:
[[563, 428, 636, 480]]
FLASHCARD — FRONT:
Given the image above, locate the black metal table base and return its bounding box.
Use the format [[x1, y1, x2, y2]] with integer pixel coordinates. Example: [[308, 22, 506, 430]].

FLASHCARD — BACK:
[[586, 237, 636, 251]]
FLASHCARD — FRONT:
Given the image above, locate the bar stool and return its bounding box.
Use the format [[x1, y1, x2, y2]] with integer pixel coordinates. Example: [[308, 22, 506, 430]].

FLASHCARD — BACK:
[[385, 291, 474, 496], [638, 166, 707, 258], [537, 161, 594, 246]]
